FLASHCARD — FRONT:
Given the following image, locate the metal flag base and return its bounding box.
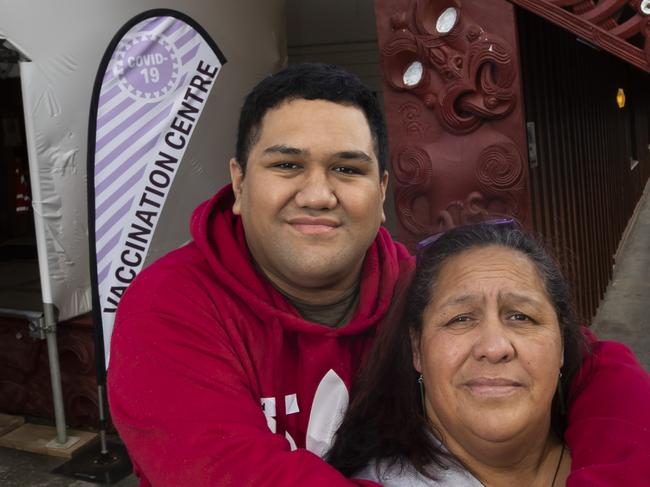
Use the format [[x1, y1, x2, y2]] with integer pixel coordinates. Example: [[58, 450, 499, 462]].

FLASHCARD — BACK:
[[52, 439, 133, 485]]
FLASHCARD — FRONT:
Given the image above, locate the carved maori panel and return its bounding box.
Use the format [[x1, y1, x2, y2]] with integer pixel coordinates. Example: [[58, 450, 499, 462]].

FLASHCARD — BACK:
[[375, 0, 532, 248], [0, 313, 100, 428], [381, 0, 518, 134]]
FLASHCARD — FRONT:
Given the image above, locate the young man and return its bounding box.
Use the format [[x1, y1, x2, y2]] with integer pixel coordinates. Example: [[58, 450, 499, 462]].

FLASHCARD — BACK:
[[108, 64, 650, 486]]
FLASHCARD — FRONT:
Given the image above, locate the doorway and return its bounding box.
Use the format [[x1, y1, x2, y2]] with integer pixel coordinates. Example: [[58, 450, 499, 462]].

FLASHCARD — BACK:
[[0, 42, 41, 312]]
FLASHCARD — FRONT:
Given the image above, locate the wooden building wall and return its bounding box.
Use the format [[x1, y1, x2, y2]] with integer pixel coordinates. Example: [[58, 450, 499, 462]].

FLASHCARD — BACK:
[[518, 8, 650, 319]]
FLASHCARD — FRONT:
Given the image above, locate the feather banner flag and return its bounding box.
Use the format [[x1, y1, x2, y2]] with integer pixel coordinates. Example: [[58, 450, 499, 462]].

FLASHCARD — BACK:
[[88, 9, 226, 369]]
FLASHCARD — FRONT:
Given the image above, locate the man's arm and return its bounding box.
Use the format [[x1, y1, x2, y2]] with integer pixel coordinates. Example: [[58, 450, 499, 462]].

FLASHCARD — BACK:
[[565, 331, 650, 486], [107, 273, 376, 486]]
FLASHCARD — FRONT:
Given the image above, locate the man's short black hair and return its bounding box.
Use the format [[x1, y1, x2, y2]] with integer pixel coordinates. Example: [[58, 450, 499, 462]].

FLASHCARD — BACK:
[[235, 63, 388, 175]]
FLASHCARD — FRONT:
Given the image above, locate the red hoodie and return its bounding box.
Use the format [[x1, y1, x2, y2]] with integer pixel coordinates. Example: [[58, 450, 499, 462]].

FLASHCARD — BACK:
[[108, 184, 413, 486], [108, 184, 650, 486]]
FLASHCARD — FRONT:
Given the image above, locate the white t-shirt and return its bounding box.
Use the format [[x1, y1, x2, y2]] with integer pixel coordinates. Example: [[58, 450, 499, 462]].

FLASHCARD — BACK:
[[354, 457, 483, 486]]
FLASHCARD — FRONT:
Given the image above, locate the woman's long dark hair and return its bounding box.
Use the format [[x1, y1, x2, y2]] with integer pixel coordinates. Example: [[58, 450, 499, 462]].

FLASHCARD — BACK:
[[327, 222, 589, 480]]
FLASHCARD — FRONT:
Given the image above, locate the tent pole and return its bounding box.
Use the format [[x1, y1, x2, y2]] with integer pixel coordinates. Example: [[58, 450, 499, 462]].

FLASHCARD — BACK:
[[20, 61, 69, 446], [44, 302, 67, 444]]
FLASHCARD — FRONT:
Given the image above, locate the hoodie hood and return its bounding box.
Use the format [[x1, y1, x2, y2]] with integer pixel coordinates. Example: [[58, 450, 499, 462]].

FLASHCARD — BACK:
[[190, 184, 412, 336]]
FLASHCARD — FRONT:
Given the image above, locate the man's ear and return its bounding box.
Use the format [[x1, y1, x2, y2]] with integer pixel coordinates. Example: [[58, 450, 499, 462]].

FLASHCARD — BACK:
[[229, 158, 244, 215], [380, 170, 389, 224], [410, 329, 422, 373]]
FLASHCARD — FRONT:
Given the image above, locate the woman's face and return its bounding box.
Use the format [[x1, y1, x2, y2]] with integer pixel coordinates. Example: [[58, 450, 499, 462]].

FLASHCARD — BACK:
[[413, 245, 564, 452]]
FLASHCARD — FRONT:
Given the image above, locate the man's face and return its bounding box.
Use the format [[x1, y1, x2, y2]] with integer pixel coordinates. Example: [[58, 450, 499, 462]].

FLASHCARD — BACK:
[[230, 98, 388, 302]]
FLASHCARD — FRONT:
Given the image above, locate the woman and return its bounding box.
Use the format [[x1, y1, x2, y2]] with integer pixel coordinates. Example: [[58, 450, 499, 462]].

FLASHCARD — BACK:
[[327, 221, 588, 486]]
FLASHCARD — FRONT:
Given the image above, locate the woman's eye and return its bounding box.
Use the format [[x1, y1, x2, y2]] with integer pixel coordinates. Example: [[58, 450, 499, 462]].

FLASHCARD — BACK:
[[509, 312, 533, 322], [447, 315, 473, 326]]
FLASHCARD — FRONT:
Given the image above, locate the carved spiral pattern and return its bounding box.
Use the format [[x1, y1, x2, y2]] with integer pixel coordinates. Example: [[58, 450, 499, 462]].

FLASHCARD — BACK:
[[382, 30, 419, 58], [392, 145, 434, 235], [436, 189, 524, 231], [438, 39, 516, 133], [60, 333, 95, 375], [436, 191, 490, 230], [476, 142, 524, 193], [392, 145, 432, 186], [398, 102, 431, 138], [0, 315, 99, 427]]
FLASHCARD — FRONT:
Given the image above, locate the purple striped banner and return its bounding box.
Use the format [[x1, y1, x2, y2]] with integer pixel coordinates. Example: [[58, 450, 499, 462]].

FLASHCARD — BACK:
[[88, 11, 226, 368]]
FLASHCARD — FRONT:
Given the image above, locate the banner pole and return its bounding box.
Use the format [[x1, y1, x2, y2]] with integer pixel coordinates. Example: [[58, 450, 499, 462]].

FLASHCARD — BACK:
[[69, 9, 226, 483], [97, 384, 109, 455]]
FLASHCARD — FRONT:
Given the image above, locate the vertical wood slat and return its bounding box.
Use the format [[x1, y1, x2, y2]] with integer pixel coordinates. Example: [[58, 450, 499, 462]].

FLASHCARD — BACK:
[[517, 8, 650, 320]]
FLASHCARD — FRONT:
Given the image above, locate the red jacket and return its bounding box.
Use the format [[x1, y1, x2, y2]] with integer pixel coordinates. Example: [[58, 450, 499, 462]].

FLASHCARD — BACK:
[[566, 333, 650, 486], [108, 184, 413, 486], [108, 184, 650, 486]]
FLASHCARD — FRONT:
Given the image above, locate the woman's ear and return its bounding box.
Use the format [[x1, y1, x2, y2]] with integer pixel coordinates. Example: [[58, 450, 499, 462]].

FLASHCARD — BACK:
[[410, 330, 422, 373]]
